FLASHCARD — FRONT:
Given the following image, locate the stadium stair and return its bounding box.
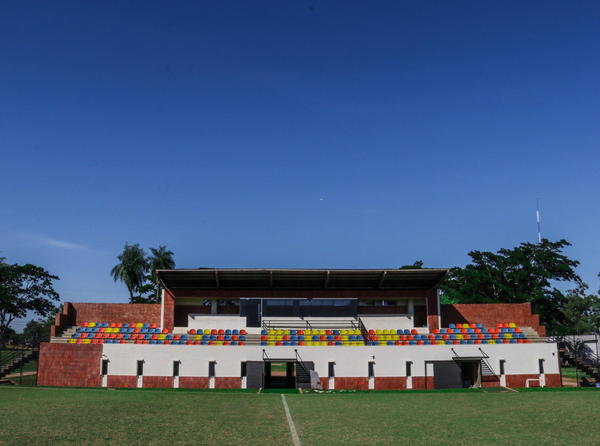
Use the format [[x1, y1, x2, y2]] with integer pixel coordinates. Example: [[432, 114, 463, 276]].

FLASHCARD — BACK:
[[0, 339, 45, 380], [558, 339, 599, 381]]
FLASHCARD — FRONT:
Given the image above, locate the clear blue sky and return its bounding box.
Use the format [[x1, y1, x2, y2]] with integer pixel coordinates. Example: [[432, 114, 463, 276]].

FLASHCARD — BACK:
[[2, 1, 599, 331]]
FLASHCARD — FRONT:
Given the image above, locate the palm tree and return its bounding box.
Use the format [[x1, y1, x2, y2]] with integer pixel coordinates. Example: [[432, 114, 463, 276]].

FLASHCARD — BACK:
[[111, 243, 149, 303], [148, 246, 176, 302]]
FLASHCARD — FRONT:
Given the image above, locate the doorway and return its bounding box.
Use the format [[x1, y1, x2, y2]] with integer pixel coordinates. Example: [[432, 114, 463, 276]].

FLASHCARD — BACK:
[[264, 361, 296, 389]]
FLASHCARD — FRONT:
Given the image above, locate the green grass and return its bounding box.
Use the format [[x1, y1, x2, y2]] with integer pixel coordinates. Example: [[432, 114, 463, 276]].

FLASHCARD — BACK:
[[1, 387, 600, 445], [561, 366, 592, 380]]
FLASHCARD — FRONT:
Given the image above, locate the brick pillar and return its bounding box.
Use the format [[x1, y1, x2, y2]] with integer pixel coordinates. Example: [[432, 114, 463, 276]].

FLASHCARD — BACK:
[[427, 290, 439, 331], [163, 289, 175, 331]]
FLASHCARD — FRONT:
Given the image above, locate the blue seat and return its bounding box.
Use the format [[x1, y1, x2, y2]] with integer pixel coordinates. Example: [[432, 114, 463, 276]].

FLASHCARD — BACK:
[[260, 341, 267, 346], [73, 333, 81, 338], [333, 330, 340, 335], [123, 334, 130, 340], [349, 335, 356, 341], [201, 341, 208, 345], [467, 340, 474, 345], [327, 335, 333, 341], [77, 327, 84, 332], [119, 328, 127, 333], [122, 323, 129, 328], [335, 341, 342, 346], [373, 341, 380, 346], [510, 339, 517, 344], [225, 329, 231, 335], [127, 328, 134, 334], [239, 335, 245, 341], [143, 323, 149, 328], [312, 335, 319, 341], [481, 340, 488, 344], [102, 323, 109, 328], [290, 335, 297, 341], [202, 335, 209, 340], [210, 335, 217, 341], [85, 327, 92, 333], [396, 329, 403, 335], [408, 341, 416, 345], [224, 335, 231, 341], [445, 340, 452, 345], [261, 330, 268, 335], [356, 335, 363, 341], [149, 340, 157, 344], [424, 340, 431, 345], [485, 334, 491, 339], [476, 323, 483, 329], [450, 334, 456, 340], [460, 340, 467, 345], [180, 335, 188, 340], [233, 329, 239, 335], [440, 329, 446, 334], [404, 329, 411, 335], [467, 328, 474, 334], [283, 341, 290, 346], [449, 323, 456, 329], [435, 334, 442, 340], [481, 328, 488, 333], [140, 328, 148, 334], [298, 335, 305, 341], [144, 334, 151, 340], [231, 341, 238, 346]]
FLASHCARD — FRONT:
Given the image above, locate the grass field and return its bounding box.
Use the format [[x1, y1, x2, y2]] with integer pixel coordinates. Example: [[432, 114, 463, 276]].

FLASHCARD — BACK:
[[1, 387, 599, 445]]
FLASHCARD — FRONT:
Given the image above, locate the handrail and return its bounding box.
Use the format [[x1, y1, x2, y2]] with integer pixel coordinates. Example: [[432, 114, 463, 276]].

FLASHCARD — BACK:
[[357, 317, 373, 345], [294, 349, 311, 377], [550, 335, 599, 368], [0, 335, 49, 381]]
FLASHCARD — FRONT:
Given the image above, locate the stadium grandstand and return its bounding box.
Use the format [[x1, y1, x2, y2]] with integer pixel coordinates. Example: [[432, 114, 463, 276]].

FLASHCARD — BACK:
[[38, 268, 560, 390]]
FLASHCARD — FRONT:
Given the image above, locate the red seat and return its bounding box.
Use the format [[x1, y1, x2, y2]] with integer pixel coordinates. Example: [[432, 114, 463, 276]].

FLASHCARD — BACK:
[[208, 341, 215, 345], [211, 329, 217, 335], [120, 339, 126, 344], [186, 341, 193, 345], [218, 329, 225, 335], [91, 339, 98, 344], [416, 341, 423, 345], [189, 329, 196, 334], [223, 341, 230, 346], [327, 341, 334, 346], [474, 340, 481, 344], [369, 329, 375, 335], [193, 341, 200, 345], [98, 339, 105, 344], [162, 328, 168, 334], [81, 322, 89, 327], [297, 330, 304, 335], [152, 334, 158, 340], [402, 341, 409, 345], [173, 335, 180, 340], [298, 341, 305, 346], [326, 330, 333, 335], [116, 334, 123, 339], [217, 335, 224, 341], [232, 335, 239, 341], [410, 329, 418, 335], [261, 335, 267, 341], [238, 341, 245, 346], [276, 341, 282, 346], [240, 330, 247, 335], [446, 328, 453, 334], [469, 324, 476, 329], [109, 323, 116, 328], [133, 328, 140, 334], [432, 329, 440, 334], [395, 341, 402, 345], [150, 323, 157, 329], [442, 335, 449, 340], [134, 340, 141, 344], [116, 323, 123, 328], [320, 335, 326, 341], [453, 340, 460, 345], [164, 340, 170, 345]]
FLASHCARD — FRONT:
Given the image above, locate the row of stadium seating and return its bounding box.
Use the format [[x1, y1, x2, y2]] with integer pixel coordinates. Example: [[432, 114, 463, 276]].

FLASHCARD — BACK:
[[80, 322, 158, 328], [449, 323, 518, 329], [369, 333, 527, 341], [188, 329, 247, 335], [260, 339, 531, 346], [69, 338, 247, 345], [260, 329, 365, 336], [72, 333, 247, 341]]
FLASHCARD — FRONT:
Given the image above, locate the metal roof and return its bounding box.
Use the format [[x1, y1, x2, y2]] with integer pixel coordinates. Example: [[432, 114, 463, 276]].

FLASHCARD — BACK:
[[156, 268, 448, 290]]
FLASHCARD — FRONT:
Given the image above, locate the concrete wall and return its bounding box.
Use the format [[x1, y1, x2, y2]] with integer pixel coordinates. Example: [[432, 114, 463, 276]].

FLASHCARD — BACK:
[[95, 342, 559, 390]]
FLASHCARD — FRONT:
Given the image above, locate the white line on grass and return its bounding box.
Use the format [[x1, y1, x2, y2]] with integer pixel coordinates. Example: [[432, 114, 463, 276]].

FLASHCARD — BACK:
[[281, 394, 302, 446]]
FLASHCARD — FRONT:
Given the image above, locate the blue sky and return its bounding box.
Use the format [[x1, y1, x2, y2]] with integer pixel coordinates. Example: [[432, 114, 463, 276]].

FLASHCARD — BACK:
[[2, 1, 599, 330]]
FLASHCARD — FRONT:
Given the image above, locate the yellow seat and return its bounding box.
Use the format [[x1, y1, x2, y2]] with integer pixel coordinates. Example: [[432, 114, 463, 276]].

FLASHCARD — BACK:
[[268, 329, 275, 335], [283, 329, 290, 335], [306, 341, 313, 346], [83, 339, 91, 344], [457, 334, 463, 340], [68, 338, 76, 343], [505, 333, 512, 339], [342, 342, 350, 346], [350, 341, 357, 346], [136, 323, 143, 328], [463, 323, 469, 329], [276, 335, 283, 341], [195, 335, 202, 341], [383, 329, 390, 335], [89, 322, 96, 328], [275, 329, 282, 335], [204, 329, 210, 335], [509, 323, 516, 328], [392, 334, 399, 341], [158, 334, 166, 340], [268, 342, 275, 346], [438, 341, 445, 345], [216, 341, 223, 346], [375, 329, 383, 335], [340, 330, 348, 335]]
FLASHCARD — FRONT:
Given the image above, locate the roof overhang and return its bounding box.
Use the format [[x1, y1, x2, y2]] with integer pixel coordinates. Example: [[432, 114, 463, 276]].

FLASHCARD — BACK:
[[155, 268, 448, 291]]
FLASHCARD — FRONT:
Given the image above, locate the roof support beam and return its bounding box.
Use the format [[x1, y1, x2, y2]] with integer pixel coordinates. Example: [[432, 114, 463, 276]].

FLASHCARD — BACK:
[[378, 271, 387, 289], [324, 270, 330, 289], [270, 270, 273, 288], [215, 271, 219, 288]]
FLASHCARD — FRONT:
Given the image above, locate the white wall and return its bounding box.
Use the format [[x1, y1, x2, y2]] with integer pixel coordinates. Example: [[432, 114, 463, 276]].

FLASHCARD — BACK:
[[102, 343, 559, 379]]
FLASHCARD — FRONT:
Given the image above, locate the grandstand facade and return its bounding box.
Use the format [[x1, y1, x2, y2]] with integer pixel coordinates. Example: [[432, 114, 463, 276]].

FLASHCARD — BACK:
[[39, 269, 561, 390]]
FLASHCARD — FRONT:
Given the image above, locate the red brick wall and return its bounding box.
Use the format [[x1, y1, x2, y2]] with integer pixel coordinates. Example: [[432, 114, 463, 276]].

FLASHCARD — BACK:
[[505, 373, 560, 388], [107, 375, 137, 388], [411, 377, 427, 389], [143, 376, 173, 388], [174, 305, 211, 327], [215, 377, 241, 389], [426, 292, 439, 330], [66, 302, 161, 326], [335, 377, 369, 390], [164, 290, 175, 331], [179, 376, 209, 388], [320, 377, 329, 390], [38, 343, 102, 387], [441, 303, 546, 336], [375, 377, 406, 390]]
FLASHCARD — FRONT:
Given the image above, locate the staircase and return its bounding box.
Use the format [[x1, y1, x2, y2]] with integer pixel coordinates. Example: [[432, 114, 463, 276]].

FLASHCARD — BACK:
[[556, 336, 599, 381], [50, 326, 77, 343], [0, 347, 39, 382], [295, 361, 312, 389]]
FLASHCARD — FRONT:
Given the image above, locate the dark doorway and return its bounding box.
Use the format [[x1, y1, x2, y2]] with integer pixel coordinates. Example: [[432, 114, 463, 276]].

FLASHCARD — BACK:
[[433, 360, 482, 389], [246, 361, 265, 389], [264, 361, 296, 389], [459, 360, 481, 388]]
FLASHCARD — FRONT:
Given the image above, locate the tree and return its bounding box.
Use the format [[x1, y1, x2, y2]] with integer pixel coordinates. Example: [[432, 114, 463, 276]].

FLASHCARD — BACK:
[[0, 263, 60, 348], [400, 261, 424, 269], [111, 243, 149, 304], [148, 246, 175, 302], [440, 239, 582, 335], [556, 284, 600, 335], [22, 304, 62, 342]]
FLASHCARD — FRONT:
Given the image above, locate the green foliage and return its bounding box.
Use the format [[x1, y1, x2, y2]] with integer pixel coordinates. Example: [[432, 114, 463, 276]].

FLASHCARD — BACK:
[[400, 260, 424, 269], [111, 243, 175, 303], [111, 243, 150, 304], [0, 263, 60, 348], [555, 284, 600, 335], [441, 239, 582, 335]]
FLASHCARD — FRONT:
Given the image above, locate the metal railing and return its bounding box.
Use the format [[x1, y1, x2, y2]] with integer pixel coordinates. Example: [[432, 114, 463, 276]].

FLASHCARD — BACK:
[[0, 335, 49, 384]]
